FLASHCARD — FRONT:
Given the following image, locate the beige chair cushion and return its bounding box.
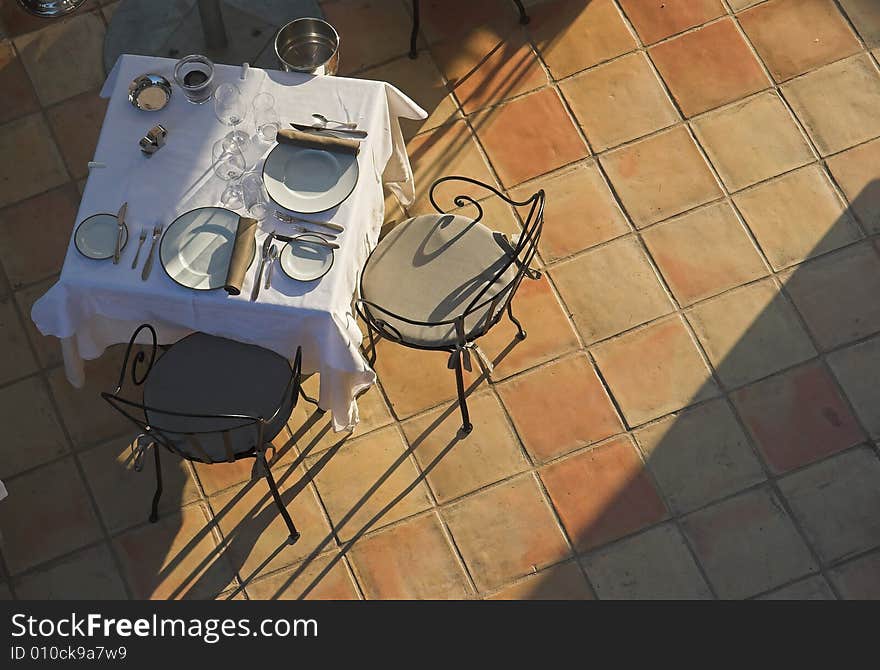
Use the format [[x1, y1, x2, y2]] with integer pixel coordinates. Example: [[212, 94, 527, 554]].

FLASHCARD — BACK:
[[143, 333, 295, 462], [361, 214, 518, 348]]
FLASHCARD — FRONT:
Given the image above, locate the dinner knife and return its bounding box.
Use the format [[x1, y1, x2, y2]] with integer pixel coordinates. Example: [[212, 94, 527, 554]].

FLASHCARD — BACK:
[[113, 202, 127, 264], [251, 234, 275, 301], [289, 122, 367, 139], [297, 220, 344, 235], [273, 232, 340, 250], [273, 211, 344, 233]]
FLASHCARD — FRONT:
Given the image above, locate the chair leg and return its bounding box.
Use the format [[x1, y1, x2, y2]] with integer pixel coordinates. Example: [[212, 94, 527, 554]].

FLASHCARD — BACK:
[[263, 461, 300, 544], [149, 445, 163, 523], [364, 320, 379, 367], [453, 349, 473, 435], [513, 0, 530, 24], [409, 0, 420, 58], [507, 302, 527, 340], [299, 385, 323, 413]]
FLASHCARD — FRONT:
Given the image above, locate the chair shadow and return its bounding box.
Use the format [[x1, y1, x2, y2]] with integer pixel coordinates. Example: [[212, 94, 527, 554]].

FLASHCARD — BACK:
[[100, 2, 600, 599], [201, 176, 877, 601]]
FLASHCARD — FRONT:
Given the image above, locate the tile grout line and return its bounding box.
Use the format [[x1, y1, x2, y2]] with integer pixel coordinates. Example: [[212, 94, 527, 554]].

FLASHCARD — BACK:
[[6, 0, 880, 600], [410, 19, 604, 596], [541, 0, 878, 597], [658, 0, 854, 598], [390, 18, 614, 598], [0, 120, 135, 603], [111, 2, 880, 600], [593, 0, 735, 599], [686, 0, 850, 597], [381, 381, 495, 597], [181, 448, 253, 599], [718, 0, 878, 598]]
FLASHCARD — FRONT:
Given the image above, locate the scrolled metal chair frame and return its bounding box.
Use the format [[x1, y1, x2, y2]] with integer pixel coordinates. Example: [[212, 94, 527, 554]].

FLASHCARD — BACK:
[[101, 325, 305, 543], [356, 176, 545, 434]]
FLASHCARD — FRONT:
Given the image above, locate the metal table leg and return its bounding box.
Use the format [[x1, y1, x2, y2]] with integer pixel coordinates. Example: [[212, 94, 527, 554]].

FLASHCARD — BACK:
[[409, 0, 529, 60], [410, 0, 420, 59], [198, 0, 229, 50], [513, 0, 530, 24]]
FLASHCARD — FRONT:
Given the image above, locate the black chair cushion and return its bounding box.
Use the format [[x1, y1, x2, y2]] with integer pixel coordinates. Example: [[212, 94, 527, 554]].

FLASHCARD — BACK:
[[360, 214, 519, 348], [143, 333, 294, 462]]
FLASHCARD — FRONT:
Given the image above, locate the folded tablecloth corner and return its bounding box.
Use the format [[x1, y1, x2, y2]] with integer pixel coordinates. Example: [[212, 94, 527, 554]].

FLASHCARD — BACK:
[[381, 82, 427, 209]]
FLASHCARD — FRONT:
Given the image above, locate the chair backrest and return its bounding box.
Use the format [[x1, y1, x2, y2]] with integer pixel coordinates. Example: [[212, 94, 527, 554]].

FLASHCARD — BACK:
[[428, 176, 545, 339], [101, 324, 302, 464]]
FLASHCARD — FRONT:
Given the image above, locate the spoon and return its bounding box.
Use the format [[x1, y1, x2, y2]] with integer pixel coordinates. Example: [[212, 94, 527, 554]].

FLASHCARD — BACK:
[[312, 113, 357, 129]]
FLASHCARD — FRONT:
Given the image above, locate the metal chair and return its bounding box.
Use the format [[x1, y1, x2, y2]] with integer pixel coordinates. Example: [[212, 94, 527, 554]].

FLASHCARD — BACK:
[[102, 325, 313, 544], [357, 176, 544, 434], [409, 0, 531, 59]]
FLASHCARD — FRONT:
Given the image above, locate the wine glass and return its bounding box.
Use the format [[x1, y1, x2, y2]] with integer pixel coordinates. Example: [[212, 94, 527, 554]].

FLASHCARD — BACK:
[[214, 83, 249, 146], [211, 137, 245, 180], [212, 138, 246, 208], [220, 177, 245, 210]]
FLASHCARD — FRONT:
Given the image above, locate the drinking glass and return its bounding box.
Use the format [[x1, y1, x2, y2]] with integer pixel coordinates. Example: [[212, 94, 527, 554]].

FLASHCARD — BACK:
[[173, 54, 215, 104], [211, 138, 246, 181], [253, 92, 280, 142], [241, 172, 270, 220], [214, 83, 249, 145]]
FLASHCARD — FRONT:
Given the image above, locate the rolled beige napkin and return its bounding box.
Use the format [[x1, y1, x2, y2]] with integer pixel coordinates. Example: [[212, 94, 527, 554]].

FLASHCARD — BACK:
[[224, 216, 258, 295], [277, 128, 360, 155]]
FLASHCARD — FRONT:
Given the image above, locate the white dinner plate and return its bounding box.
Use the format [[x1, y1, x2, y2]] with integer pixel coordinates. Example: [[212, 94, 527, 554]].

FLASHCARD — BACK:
[[279, 234, 335, 282], [262, 143, 359, 214], [74, 213, 129, 260], [159, 207, 254, 290]]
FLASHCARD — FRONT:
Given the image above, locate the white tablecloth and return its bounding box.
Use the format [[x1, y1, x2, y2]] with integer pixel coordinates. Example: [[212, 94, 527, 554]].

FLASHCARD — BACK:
[[32, 54, 426, 432]]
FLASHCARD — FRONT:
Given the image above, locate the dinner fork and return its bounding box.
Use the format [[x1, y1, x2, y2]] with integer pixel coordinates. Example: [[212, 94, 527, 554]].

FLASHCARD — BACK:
[[131, 227, 148, 269], [264, 245, 278, 289], [141, 224, 163, 281]]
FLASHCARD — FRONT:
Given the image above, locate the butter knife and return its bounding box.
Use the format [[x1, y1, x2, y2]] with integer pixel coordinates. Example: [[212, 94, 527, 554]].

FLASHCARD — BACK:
[[289, 122, 367, 139], [113, 202, 127, 264], [251, 234, 275, 301]]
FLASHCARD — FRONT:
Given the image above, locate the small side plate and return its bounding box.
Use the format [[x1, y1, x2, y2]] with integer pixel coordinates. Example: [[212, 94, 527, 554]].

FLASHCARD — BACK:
[[74, 213, 128, 260], [279, 234, 334, 281]]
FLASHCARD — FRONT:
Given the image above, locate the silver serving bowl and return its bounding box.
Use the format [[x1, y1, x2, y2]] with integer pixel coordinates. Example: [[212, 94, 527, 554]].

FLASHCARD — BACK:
[[128, 74, 173, 111], [16, 0, 87, 18], [275, 18, 339, 76]]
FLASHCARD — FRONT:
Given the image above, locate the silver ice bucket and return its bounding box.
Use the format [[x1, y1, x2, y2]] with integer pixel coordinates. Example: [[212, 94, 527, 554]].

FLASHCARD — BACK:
[[275, 18, 340, 76], [16, 0, 87, 17]]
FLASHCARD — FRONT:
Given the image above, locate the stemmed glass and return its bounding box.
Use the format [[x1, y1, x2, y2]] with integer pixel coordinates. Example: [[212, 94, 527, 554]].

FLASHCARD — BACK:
[[212, 137, 245, 180], [214, 83, 249, 146], [212, 138, 246, 209]]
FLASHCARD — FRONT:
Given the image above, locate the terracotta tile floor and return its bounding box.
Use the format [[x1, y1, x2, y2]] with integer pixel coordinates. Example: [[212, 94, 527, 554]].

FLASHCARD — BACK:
[[1, 0, 880, 600]]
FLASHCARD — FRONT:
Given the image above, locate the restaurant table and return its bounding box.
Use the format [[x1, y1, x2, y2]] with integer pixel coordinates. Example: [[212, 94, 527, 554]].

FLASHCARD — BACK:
[[32, 54, 426, 432]]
